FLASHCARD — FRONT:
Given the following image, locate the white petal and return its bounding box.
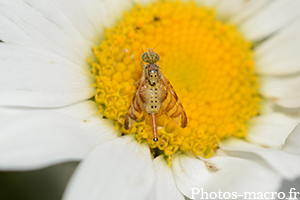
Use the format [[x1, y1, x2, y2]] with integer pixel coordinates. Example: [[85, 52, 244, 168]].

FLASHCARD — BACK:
[[260, 100, 300, 115], [255, 18, 300, 75], [153, 155, 184, 200], [216, 0, 270, 22], [283, 123, 300, 155], [88, 0, 115, 28], [220, 138, 300, 180], [63, 135, 155, 200], [239, 0, 300, 41], [50, 0, 106, 45], [195, 0, 220, 7], [214, 148, 262, 161], [0, 44, 95, 107], [0, 101, 117, 170], [215, 0, 242, 19], [103, 0, 133, 22], [229, 0, 271, 24], [246, 113, 299, 149], [259, 100, 277, 115], [53, 100, 100, 119], [172, 154, 281, 199], [0, 0, 91, 65], [260, 74, 300, 108]]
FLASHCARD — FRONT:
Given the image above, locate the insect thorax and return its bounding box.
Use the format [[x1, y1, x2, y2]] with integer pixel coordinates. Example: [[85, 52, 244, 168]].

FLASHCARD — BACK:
[[144, 64, 161, 86]]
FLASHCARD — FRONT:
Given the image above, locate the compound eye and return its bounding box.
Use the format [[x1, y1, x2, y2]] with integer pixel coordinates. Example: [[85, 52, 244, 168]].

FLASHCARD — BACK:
[[155, 53, 160, 62], [142, 52, 149, 62]]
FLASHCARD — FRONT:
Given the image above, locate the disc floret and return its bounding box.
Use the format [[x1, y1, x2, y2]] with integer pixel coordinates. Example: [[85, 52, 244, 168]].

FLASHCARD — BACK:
[[89, 1, 260, 165]]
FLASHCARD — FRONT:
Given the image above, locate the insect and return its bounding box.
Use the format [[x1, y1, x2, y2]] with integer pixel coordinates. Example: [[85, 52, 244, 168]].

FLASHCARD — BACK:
[[124, 48, 187, 142]]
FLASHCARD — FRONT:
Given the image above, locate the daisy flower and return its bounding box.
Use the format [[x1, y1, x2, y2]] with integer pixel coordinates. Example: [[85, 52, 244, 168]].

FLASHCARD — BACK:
[[1, 0, 300, 199]]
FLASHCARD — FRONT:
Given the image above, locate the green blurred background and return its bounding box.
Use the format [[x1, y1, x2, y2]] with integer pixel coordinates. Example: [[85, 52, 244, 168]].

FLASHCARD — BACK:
[[0, 162, 78, 200]]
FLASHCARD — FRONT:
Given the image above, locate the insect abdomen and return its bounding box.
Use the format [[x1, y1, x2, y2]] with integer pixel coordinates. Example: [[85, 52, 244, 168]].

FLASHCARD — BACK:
[[145, 85, 161, 113]]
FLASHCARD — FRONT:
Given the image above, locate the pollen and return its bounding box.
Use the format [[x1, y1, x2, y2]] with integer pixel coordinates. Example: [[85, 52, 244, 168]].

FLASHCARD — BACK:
[[90, 1, 260, 165]]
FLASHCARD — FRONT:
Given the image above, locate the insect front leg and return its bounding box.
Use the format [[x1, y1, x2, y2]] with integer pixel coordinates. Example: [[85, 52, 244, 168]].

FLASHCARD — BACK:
[[133, 80, 140, 86], [140, 61, 144, 69]]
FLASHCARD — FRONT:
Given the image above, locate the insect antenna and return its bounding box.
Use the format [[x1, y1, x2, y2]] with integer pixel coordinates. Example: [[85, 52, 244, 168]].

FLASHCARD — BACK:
[[153, 44, 160, 50]]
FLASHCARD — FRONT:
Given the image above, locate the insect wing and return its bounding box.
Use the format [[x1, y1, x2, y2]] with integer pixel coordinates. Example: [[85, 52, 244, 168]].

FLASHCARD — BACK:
[[160, 76, 187, 128], [124, 79, 147, 130]]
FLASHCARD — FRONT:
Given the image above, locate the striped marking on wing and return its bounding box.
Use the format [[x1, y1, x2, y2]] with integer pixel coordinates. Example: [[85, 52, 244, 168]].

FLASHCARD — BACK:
[[161, 76, 187, 128], [124, 79, 146, 130]]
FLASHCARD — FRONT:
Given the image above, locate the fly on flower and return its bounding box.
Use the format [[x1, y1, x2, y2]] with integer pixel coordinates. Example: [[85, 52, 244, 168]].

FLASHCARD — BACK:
[[124, 48, 188, 142]]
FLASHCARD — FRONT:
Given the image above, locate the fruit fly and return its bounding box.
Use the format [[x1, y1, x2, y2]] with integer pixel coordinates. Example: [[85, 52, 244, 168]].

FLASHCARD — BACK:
[[124, 48, 187, 142]]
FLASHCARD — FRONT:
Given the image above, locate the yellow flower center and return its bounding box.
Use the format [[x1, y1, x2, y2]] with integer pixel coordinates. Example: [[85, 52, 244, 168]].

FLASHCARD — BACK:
[[89, 1, 260, 165]]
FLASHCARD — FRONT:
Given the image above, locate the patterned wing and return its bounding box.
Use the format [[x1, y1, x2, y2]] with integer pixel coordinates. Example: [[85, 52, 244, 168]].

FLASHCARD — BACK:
[[124, 78, 147, 130], [160, 76, 187, 128]]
